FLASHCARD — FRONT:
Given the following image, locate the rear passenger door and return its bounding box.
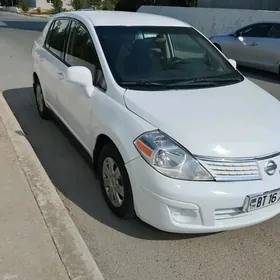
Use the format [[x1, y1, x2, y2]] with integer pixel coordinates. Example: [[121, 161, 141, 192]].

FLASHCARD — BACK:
[[41, 18, 70, 113]]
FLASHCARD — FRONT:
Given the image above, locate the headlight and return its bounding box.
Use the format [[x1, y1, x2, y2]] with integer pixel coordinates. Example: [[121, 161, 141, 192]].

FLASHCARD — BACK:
[[134, 130, 214, 181]]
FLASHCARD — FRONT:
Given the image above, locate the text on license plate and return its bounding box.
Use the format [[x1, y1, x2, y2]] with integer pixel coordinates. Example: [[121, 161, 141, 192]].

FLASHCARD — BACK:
[[246, 188, 280, 212]]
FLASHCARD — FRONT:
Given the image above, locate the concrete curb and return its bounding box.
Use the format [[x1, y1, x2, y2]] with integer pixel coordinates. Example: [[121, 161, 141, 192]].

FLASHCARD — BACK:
[[0, 91, 104, 280]]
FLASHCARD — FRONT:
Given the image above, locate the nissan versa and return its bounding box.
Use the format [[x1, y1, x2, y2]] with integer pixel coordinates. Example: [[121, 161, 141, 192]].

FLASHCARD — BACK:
[[32, 11, 280, 233]]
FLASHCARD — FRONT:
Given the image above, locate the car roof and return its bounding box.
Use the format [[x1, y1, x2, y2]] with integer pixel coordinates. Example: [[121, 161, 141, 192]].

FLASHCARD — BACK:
[[54, 11, 191, 27]]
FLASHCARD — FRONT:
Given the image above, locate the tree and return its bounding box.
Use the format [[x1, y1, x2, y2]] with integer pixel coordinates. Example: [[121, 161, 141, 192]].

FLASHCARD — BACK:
[[71, 0, 84, 9], [91, 0, 102, 9], [102, 0, 118, 10], [53, 0, 63, 12]]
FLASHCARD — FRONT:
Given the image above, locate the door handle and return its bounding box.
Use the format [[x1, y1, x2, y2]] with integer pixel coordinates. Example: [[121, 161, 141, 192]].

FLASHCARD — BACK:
[[250, 42, 258, 46], [57, 72, 64, 80]]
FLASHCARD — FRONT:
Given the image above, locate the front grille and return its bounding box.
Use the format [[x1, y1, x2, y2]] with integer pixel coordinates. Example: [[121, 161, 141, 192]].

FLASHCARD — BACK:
[[199, 160, 261, 181], [214, 207, 244, 220]]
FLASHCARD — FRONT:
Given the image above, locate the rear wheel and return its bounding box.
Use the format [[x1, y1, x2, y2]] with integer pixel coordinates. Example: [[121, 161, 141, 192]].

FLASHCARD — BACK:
[[98, 143, 135, 219], [34, 79, 50, 120]]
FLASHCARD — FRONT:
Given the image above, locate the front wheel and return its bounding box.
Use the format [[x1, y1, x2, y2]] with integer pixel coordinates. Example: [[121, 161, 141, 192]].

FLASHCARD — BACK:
[[98, 143, 135, 219]]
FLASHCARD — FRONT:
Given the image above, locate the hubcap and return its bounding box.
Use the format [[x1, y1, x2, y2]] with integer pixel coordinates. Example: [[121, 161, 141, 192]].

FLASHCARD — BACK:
[[36, 84, 44, 113], [102, 157, 124, 208]]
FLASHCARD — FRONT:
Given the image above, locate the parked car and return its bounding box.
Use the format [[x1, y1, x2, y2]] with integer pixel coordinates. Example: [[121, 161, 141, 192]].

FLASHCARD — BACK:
[[32, 11, 280, 233], [210, 22, 280, 74]]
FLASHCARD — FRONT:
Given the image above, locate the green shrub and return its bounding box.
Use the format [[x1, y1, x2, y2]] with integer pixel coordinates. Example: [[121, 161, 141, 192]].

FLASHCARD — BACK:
[[21, 0, 29, 12], [52, 0, 63, 12], [71, 0, 84, 10]]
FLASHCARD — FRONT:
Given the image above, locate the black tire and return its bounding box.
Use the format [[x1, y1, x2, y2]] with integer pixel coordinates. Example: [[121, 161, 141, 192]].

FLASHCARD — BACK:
[[34, 79, 50, 120], [98, 143, 135, 219]]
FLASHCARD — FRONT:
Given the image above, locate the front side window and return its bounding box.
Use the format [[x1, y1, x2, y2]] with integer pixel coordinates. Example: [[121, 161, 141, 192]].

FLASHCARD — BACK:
[[96, 26, 243, 90], [237, 23, 273, 38], [45, 19, 69, 58], [65, 21, 106, 91]]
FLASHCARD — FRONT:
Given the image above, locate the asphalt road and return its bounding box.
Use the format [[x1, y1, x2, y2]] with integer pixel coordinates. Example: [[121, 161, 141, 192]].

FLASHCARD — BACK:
[[1, 11, 280, 280]]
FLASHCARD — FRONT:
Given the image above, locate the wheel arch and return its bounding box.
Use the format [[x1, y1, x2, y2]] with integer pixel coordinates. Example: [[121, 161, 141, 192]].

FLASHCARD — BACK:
[[92, 130, 140, 173], [93, 134, 115, 172], [33, 72, 39, 92]]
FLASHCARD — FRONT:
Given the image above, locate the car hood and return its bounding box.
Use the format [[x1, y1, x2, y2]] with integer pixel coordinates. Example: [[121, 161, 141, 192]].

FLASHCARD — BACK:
[[210, 34, 232, 40], [124, 79, 280, 158]]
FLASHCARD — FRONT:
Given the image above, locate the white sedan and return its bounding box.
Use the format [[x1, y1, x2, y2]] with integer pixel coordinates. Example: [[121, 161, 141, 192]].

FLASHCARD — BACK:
[[32, 10, 280, 233]]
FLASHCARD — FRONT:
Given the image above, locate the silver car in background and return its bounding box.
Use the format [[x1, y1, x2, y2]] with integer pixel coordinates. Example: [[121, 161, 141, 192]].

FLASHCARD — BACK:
[[210, 22, 280, 74]]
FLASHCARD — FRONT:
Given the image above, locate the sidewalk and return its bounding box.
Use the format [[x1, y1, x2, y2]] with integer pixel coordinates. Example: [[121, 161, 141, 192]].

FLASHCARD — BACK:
[[0, 117, 69, 280], [0, 91, 103, 280]]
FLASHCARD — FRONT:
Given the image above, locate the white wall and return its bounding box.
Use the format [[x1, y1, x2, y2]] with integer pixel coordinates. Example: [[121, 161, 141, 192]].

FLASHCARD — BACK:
[[138, 6, 280, 37]]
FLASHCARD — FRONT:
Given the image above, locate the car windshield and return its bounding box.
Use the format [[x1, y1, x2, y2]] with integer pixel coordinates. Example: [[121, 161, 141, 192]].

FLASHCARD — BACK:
[[95, 26, 243, 90]]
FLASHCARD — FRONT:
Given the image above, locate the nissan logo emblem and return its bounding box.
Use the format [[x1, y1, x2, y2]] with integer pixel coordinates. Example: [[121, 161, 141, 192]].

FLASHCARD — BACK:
[[264, 160, 277, 176]]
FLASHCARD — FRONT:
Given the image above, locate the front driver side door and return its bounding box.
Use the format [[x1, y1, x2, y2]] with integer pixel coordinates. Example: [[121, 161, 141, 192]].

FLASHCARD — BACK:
[[57, 19, 107, 151], [234, 23, 273, 68]]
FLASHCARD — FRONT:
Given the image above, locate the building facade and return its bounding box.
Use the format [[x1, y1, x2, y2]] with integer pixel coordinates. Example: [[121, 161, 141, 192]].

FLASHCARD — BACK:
[[27, 0, 71, 9]]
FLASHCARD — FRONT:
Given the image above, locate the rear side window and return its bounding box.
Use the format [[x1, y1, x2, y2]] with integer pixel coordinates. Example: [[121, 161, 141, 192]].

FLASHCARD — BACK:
[[238, 23, 273, 38], [65, 20, 106, 91], [45, 19, 69, 58]]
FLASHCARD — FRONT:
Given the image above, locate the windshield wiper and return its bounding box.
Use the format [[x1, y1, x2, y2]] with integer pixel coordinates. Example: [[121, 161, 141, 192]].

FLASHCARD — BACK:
[[119, 81, 169, 89], [169, 76, 241, 87], [168, 78, 219, 87], [206, 77, 242, 83]]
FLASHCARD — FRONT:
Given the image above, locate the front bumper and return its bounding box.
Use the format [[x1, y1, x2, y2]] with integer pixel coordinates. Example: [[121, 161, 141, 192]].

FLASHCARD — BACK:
[[125, 157, 280, 233]]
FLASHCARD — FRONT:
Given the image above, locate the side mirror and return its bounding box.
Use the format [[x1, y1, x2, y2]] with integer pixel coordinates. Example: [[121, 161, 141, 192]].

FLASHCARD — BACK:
[[228, 59, 237, 69], [66, 66, 94, 97]]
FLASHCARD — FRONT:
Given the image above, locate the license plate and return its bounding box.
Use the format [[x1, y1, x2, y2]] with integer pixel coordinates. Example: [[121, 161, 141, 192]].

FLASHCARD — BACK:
[[244, 188, 280, 212]]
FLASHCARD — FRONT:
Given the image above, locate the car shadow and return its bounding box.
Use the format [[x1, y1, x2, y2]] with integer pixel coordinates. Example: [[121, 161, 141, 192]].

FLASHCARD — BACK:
[[3, 87, 216, 241], [0, 20, 47, 31], [239, 66, 280, 85]]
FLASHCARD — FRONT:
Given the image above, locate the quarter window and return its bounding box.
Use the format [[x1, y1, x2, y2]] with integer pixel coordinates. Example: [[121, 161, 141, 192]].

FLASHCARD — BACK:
[[268, 24, 280, 38], [45, 19, 69, 58], [65, 21, 106, 91]]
